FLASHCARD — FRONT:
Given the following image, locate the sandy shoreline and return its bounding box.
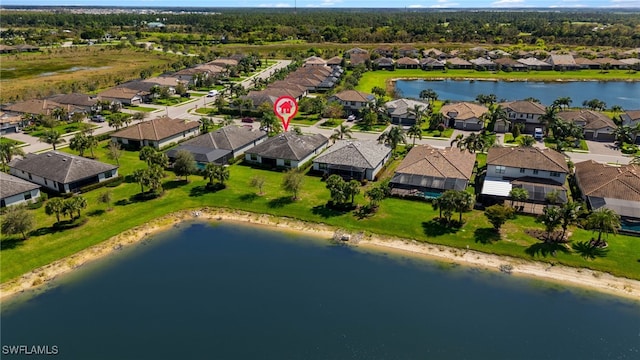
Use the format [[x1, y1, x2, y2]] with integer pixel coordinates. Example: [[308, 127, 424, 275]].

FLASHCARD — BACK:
[[2, 207, 639, 302]]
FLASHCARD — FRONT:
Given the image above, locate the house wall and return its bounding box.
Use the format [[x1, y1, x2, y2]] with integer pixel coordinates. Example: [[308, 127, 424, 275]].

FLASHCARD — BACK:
[[367, 151, 392, 180], [487, 164, 567, 184], [157, 128, 201, 149], [454, 118, 483, 131], [232, 136, 267, 157], [9, 168, 117, 193], [1, 189, 41, 208]]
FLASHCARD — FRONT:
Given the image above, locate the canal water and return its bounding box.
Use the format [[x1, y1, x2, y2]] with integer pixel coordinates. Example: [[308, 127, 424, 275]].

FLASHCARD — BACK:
[[396, 79, 640, 109], [2, 222, 639, 359]]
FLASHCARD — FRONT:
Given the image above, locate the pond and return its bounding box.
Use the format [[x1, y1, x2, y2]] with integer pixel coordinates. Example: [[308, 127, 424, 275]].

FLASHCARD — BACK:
[[2, 222, 639, 359], [396, 79, 640, 109]]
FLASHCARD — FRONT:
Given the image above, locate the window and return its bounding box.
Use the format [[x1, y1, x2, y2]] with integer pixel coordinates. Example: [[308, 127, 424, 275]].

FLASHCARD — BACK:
[[527, 114, 534, 119], [105, 171, 113, 179], [550, 171, 560, 177], [318, 163, 327, 170], [533, 169, 539, 175], [45, 179, 48, 185], [284, 159, 292, 167], [519, 168, 525, 173], [250, 154, 258, 161], [495, 166, 506, 174], [24, 193, 32, 201], [28, 173, 32, 180]]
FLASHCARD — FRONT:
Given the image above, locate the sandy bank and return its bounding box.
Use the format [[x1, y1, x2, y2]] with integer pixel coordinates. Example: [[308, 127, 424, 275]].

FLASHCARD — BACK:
[[2, 207, 639, 302]]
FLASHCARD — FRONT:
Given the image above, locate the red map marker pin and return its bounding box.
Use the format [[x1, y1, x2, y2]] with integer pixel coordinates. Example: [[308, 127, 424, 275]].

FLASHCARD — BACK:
[[273, 95, 298, 132]]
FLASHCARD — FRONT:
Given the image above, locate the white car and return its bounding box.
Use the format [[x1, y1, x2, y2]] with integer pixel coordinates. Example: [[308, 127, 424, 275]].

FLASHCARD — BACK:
[[534, 128, 543, 140], [206, 90, 219, 97]]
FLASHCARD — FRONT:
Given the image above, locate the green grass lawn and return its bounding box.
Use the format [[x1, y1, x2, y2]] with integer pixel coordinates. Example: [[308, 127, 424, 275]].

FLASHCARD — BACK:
[[352, 123, 388, 132], [291, 113, 321, 126], [423, 128, 454, 138], [0, 137, 25, 146], [152, 97, 191, 106], [355, 69, 640, 94], [2, 140, 640, 284], [318, 119, 344, 128], [23, 122, 93, 138], [125, 106, 157, 112]]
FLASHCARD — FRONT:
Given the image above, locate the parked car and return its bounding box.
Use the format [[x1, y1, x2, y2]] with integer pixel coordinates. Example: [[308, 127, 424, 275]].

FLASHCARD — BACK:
[[207, 90, 219, 97], [241, 117, 254, 123], [347, 114, 356, 122], [534, 128, 543, 140], [91, 115, 105, 123]]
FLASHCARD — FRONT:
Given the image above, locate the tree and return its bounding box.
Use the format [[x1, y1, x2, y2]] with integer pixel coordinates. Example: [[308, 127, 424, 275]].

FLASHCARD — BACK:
[[39, 129, 65, 150], [139, 146, 157, 165], [133, 168, 149, 193], [45, 198, 66, 224], [481, 104, 507, 133], [429, 112, 445, 131], [450, 132, 486, 153], [378, 126, 406, 150], [346, 180, 360, 205], [518, 135, 536, 147], [200, 116, 214, 133], [484, 204, 515, 231], [371, 86, 386, 97], [69, 133, 90, 157], [203, 163, 229, 186], [559, 202, 581, 240], [539, 106, 559, 136], [613, 125, 634, 147], [172, 150, 197, 182], [0, 141, 25, 171], [419, 88, 438, 104], [552, 97, 572, 110], [407, 104, 428, 126], [331, 124, 353, 143], [249, 175, 266, 195], [98, 190, 113, 211], [582, 98, 607, 111], [452, 190, 474, 224], [326, 174, 348, 205], [509, 187, 529, 208], [435, 191, 457, 224], [108, 142, 122, 165], [282, 169, 304, 200], [537, 206, 563, 242], [66, 196, 87, 219], [585, 208, 621, 247], [407, 124, 423, 145], [260, 113, 282, 135], [1, 205, 35, 240], [365, 186, 385, 210], [475, 93, 497, 106], [145, 165, 165, 194]]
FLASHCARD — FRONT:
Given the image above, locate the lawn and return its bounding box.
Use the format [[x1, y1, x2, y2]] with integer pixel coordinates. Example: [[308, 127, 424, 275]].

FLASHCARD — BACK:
[[355, 69, 640, 94], [125, 105, 157, 112], [291, 113, 321, 126], [352, 123, 388, 132], [23, 122, 95, 138], [2, 139, 639, 284], [317, 119, 344, 128], [152, 97, 191, 106], [0, 137, 25, 146], [423, 128, 454, 138]]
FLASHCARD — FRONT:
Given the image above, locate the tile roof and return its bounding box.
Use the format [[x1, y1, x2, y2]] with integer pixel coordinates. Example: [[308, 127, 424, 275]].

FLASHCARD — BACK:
[[487, 147, 569, 173], [500, 100, 546, 115], [46, 93, 98, 107], [10, 151, 117, 184], [446, 57, 472, 66], [314, 140, 391, 169], [248, 132, 328, 161], [304, 56, 327, 66], [111, 117, 199, 141], [349, 53, 370, 65], [494, 58, 527, 67], [470, 57, 496, 66], [517, 58, 552, 67], [99, 87, 146, 99], [557, 110, 616, 130], [395, 145, 476, 180], [574, 160, 640, 202], [440, 102, 488, 120], [181, 125, 267, 151], [573, 57, 600, 66], [326, 56, 343, 65], [396, 57, 420, 65], [2, 99, 69, 116], [385, 99, 429, 117], [332, 90, 375, 103], [545, 54, 577, 66], [0, 172, 40, 199]]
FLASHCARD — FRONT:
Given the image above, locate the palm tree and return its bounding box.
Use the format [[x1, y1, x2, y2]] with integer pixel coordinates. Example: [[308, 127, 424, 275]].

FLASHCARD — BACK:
[[559, 202, 581, 240], [538, 206, 563, 242], [450, 132, 486, 153], [407, 104, 428, 126], [39, 129, 65, 150], [552, 97, 572, 110], [203, 163, 230, 186], [378, 126, 406, 150], [452, 190, 474, 224], [509, 187, 528, 208], [475, 93, 497, 106], [200, 116, 214, 133], [69, 133, 89, 157], [331, 124, 353, 143], [518, 135, 536, 147], [429, 111, 445, 131], [407, 124, 423, 145], [419, 89, 438, 104], [481, 104, 507, 133], [585, 208, 621, 247], [132, 168, 149, 193], [0, 142, 25, 171], [45, 197, 66, 224], [139, 146, 158, 165], [613, 125, 634, 148], [539, 106, 558, 137]]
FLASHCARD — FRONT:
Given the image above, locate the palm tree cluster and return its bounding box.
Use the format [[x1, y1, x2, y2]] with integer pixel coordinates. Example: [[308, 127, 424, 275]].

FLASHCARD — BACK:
[[450, 132, 491, 153], [44, 196, 88, 224], [378, 126, 406, 150], [325, 174, 360, 207], [432, 190, 475, 226], [202, 163, 230, 188], [0, 142, 25, 171]]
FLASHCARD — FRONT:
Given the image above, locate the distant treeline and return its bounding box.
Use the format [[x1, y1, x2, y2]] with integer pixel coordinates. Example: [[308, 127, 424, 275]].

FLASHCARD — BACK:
[[1, 9, 639, 47]]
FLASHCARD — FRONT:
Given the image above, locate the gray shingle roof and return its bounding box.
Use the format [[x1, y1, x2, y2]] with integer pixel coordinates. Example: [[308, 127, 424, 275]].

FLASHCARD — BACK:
[[10, 151, 118, 184], [166, 146, 231, 164], [385, 99, 429, 117], [314, 140, 391, 169], [248, 133, 328, 161], [0, 172, 40, 199], [182, 125, 267, 152]]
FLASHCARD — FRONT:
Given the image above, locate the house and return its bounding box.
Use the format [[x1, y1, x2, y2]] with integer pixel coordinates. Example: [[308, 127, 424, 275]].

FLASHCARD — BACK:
[[481, 147, 569, 207], [500, 100, 547, 134], [328, 90, 375, 113], [469, 57, 496, 71], [396, 57, 420, 69], [446, 57, 473, 69], [574, 161, 640, 223], [493, 58, 528, 72], [46, 93, 100, 114], [592, 57, 628, 69], [420, 57, 446, 71], [557, 110, 617, 142], [574, 57, 601, 70], [620, 58, 640, 68], [142, 76, 188, 93], [348, 53, 370, 68], [304, 56, 327, 67], [9, 151, 118, 193], [398, 46, 419, 58], [487, 49, 511, 59], [373, 57, 395, 70], [423, 48, 446, 60], [390, 145, 476, 199], [440, 102, 488, 130], [0, 112, 26, 135], [245, 132, 329, 169], [385, 99, 430, 126], [326, 56, 344, 68], [373, 46, 394, 58], [110, 117, 200, 150], [545, 54, 579, 71], [207, 58, 239, 68], [620, 110, 640, 129], [1, 99, 76, 118], [517, 57, 553, 71], [98, 87, 148, 106], [346, 47, 369, 56], [312, 140, 392, 181], [0, 172, 41, 208], [166, 126, 267, 166]]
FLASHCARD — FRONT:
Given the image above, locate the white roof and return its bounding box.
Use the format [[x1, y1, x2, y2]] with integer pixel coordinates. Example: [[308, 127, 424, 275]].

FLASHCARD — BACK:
[[481, 178, 512, 197]]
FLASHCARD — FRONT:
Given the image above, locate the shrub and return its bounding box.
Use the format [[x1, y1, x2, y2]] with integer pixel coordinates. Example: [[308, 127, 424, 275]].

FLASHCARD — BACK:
[[79, 176, 124, 193]]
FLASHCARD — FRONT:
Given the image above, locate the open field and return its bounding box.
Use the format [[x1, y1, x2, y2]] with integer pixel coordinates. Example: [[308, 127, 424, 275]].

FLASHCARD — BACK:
[[0, 47, 179, 103], [2, 140, 639, 284]]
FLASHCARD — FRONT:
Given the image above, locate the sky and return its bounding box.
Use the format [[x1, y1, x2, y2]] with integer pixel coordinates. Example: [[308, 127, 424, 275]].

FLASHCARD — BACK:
[[3, 0, 640, 9]]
